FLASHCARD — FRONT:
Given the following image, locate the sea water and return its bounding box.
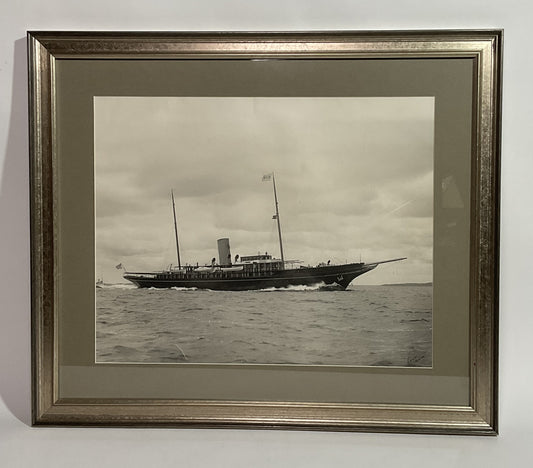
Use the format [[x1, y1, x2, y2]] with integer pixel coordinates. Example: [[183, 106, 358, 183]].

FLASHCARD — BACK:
[[95, 284, 432, 367]]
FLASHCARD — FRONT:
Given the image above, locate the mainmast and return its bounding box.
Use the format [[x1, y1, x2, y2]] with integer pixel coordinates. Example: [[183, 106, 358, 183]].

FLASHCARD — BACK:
[[263, 172, 285, 267], [171, 189, 181, 269]]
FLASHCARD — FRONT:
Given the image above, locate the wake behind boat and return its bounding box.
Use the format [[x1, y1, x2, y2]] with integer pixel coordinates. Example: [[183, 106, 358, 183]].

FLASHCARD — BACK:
[[122, 173, 405, 290]]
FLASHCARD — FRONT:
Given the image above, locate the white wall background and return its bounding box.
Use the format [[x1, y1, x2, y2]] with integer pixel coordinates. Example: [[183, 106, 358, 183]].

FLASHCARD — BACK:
[[1, 1, 532, 466]]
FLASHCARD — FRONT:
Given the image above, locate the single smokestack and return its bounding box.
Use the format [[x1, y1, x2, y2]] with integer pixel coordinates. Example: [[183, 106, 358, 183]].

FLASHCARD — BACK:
[[217, 238, 232, 266]]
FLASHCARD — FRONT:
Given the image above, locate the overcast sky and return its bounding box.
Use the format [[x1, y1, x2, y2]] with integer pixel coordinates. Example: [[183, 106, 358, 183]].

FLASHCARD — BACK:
[[94, 96, 434, 285]]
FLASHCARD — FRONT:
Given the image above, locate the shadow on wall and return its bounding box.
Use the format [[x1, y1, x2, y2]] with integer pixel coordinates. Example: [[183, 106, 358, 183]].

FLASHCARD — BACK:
[[0, 37, 31, 425]]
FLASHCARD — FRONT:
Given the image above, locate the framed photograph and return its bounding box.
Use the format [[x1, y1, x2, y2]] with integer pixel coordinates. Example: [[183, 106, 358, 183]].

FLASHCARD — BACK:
[[29, 30, 501, 434]]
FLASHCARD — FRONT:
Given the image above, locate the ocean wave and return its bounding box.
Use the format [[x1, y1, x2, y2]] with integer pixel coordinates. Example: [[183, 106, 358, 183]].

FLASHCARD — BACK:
[[97, 283, 137, 290], [95, 283, 433, 367], [144, 286, 200, 291]]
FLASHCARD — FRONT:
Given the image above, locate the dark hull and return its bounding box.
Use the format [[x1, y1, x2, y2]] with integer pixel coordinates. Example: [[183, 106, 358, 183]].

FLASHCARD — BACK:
[[124, 262, 377, 291]]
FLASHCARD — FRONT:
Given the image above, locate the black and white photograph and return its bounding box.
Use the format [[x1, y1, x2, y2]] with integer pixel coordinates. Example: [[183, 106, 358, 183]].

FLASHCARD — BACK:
[[94, 96, 434, 367]]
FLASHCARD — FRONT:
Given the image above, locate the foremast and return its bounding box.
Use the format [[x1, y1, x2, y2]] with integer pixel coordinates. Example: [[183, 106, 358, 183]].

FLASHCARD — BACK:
[[171, 189, 181, 269]]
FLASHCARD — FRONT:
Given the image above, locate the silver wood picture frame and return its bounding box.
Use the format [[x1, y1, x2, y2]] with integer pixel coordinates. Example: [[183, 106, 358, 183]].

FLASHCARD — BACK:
[[29, 30, 501, 434]]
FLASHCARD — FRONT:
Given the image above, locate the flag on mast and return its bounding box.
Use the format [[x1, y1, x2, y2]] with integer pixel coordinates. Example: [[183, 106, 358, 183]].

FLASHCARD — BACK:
[[262, 173, 272, 181]]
